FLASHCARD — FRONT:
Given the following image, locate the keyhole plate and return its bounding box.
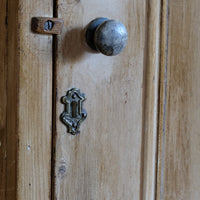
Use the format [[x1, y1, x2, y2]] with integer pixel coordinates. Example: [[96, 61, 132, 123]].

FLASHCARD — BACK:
[[60, 88, 87, 135]]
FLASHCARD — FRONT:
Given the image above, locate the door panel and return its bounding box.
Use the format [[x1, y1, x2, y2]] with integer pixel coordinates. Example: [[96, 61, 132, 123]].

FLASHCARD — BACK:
[[157, 0, 200, 199], [53, 0, 159, 199]]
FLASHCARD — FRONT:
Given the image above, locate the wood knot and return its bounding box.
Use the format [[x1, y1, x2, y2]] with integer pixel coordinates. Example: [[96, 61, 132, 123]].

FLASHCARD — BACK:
[[58, 165, 66, 178]]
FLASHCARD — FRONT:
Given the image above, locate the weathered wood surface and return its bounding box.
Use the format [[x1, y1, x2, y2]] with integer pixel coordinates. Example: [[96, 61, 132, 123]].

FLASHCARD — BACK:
[[0, 0, 53, 199], [17, 0, 53, 198], [157, 0, 200, 199], [53, 0, 160, 199]]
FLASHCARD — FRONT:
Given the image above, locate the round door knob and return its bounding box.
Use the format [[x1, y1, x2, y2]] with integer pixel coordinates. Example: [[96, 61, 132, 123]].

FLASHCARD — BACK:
[[85, 18, 128, 56]]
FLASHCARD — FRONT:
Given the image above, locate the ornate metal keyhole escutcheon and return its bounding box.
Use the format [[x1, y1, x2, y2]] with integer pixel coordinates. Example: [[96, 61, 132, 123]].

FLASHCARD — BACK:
[[60, 88, 87, 135]]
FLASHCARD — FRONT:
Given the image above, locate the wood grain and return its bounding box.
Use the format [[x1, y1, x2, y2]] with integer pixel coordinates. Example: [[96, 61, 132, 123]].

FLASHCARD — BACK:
[[53, 0, 160, 199], [17, 0, 53, 199], [0, 0, 53, 199], [157, 0, 200, 199], [0, 0, 7, 199], [1, 1, 19, 198]]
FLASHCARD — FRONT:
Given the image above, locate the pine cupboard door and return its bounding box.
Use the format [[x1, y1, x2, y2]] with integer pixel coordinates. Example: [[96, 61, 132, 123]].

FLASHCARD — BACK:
[[0, 0, 160, 199], [0, 0, 159, 200], [2, 0, 200, 199], [52, 0, 160, 200]]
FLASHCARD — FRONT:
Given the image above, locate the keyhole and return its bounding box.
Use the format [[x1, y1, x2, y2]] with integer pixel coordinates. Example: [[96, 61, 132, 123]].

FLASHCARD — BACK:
[[71, 101, 77, 118]]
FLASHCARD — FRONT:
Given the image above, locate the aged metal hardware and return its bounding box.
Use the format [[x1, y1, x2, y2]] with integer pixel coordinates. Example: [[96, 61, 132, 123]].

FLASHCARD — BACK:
[[60, 88, 87, 135], [85, 17, 128, 56], [31, 17, 63, 34]]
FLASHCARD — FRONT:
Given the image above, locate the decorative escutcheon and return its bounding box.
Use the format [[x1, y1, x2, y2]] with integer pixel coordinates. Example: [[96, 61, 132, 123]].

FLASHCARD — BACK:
[[60, 88, 87, 135]]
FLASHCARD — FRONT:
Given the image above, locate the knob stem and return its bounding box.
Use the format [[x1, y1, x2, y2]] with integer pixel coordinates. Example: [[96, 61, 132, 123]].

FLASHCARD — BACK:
[[85, 18, 109, 51]]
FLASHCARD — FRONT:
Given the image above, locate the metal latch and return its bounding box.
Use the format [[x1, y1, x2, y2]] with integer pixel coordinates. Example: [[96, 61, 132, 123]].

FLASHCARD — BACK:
[[31, 17, 63, 35]]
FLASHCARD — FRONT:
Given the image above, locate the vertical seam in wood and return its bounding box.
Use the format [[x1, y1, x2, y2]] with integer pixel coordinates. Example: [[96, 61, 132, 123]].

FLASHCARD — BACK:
[[160, 1, 169, 198], [16, 0, 20, 198], [140, 0, 151, 199], [154, 0, 163, 200], [141, 0, 162, 199], [156, 0, 169, 199], [153, 1, 162, 199], [5, 0, 8, 198], [51, 0, 58, 199]]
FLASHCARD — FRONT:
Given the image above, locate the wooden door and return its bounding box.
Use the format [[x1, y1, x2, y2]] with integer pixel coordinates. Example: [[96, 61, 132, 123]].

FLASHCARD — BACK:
[[1, 0, 200, 200], [52, 0, 159, 199]]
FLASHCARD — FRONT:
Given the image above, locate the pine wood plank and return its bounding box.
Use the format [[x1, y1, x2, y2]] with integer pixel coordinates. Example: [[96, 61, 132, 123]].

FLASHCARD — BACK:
[[53, 0, 160, 199], [157, 0, 200, 199], [1, 1, 19, 198], [0, 0, 53, 199], [0, 0, 7, 198], [142, 0, 161, 199], [17, 0, 53, 199]]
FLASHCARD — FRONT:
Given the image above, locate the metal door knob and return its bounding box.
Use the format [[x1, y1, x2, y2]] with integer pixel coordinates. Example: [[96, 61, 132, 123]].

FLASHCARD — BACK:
[[85, 18, 128, 56]]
